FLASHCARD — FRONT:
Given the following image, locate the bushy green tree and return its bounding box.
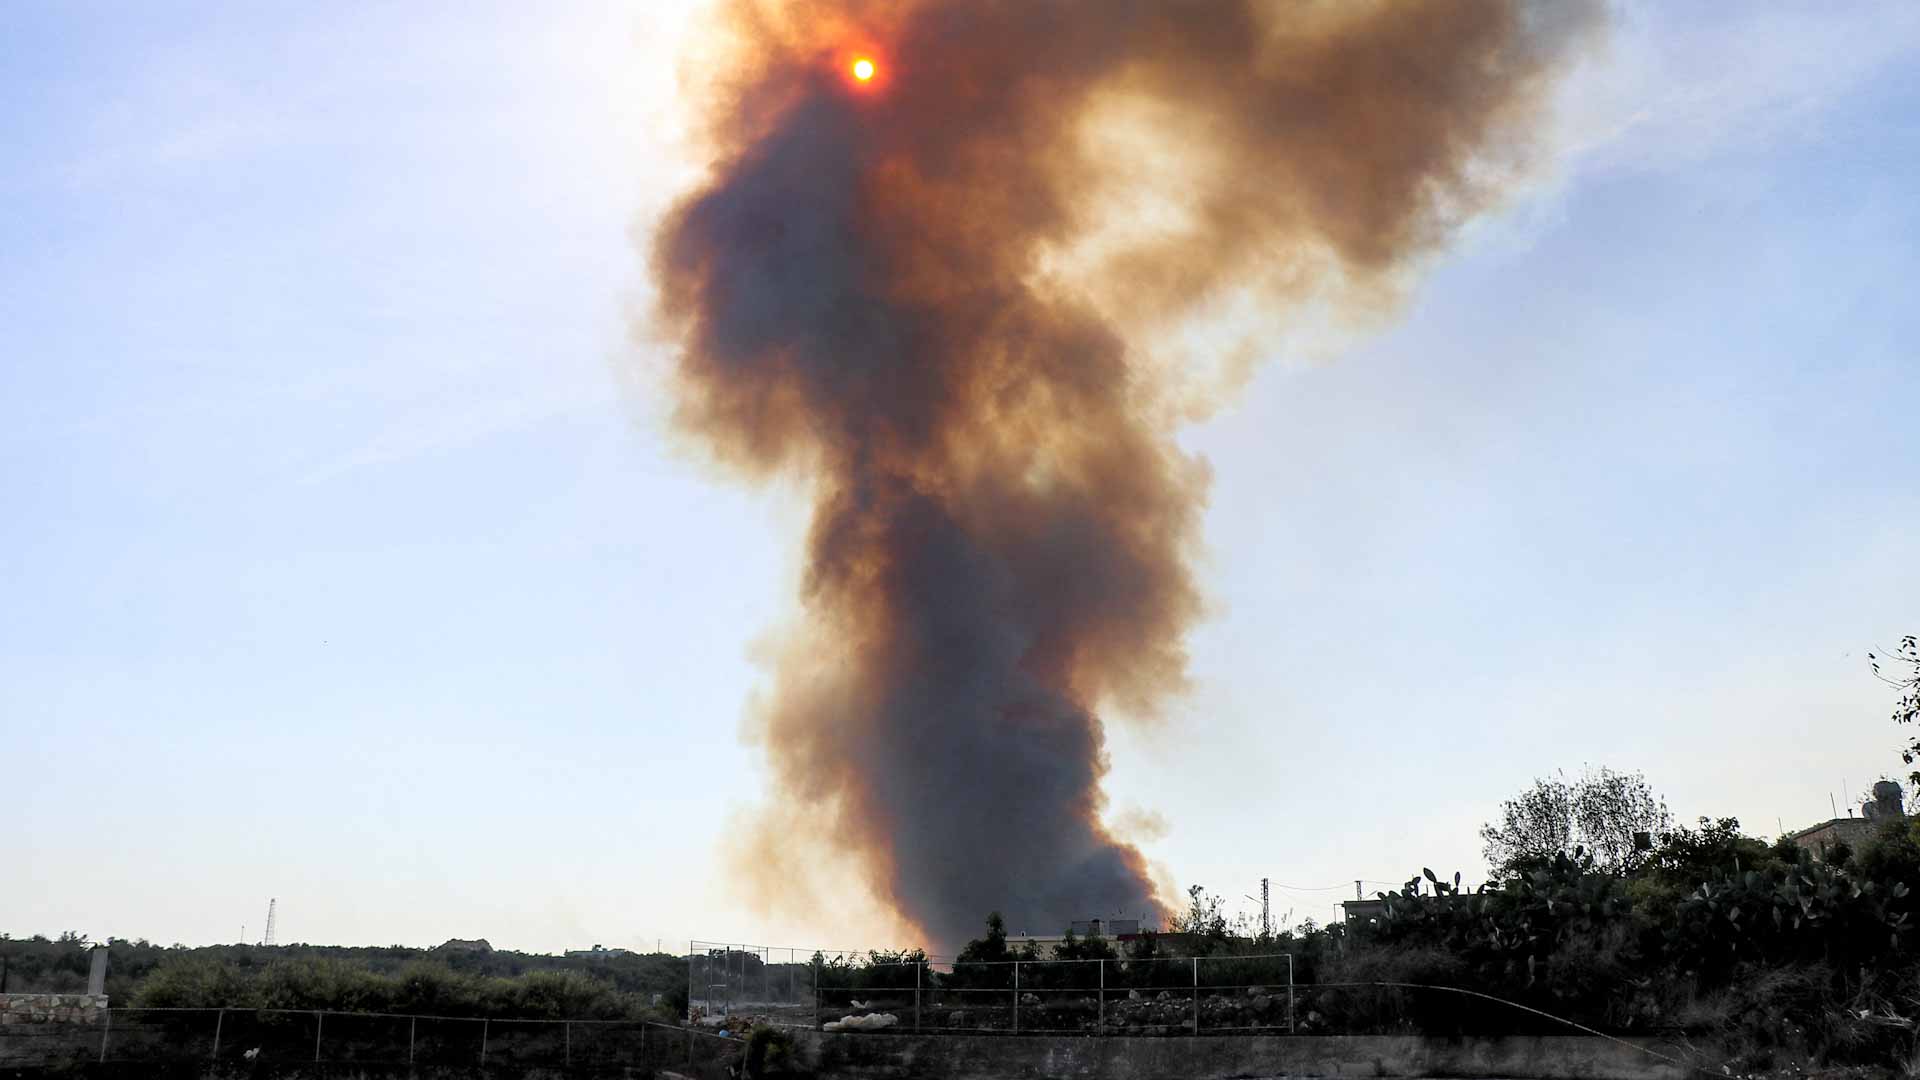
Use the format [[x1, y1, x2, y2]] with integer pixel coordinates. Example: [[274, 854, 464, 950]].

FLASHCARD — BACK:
[[1854, 817, 1920, 888], [1481, 767, 1672, 877], [1053, 929, 1116, 963], [1629, 817, 1786, 922], [949, 912, 1012, 989]]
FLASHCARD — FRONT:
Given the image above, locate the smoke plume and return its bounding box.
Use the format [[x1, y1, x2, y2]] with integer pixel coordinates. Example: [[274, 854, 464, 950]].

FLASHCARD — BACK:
[[650, 0, 1594, 951]]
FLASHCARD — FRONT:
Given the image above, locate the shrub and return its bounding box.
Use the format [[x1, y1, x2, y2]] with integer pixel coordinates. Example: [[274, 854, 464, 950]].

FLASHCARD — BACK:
[[744, 1025, 797, 1078], [132, 958, 258, 1009]]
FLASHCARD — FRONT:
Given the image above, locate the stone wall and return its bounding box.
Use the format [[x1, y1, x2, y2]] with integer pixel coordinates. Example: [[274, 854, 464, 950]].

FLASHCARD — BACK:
[[0, 994, 109, 1026], [0, 994, 109, 1066]]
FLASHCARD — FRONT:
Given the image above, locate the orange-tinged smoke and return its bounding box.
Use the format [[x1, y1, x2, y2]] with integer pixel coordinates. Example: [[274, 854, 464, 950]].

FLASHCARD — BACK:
[[649, 0, 1597, 953]]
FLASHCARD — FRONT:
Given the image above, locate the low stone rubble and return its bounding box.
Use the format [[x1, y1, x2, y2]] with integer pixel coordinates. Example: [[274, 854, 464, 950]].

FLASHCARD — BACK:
[[0, 994, 108, 1026]]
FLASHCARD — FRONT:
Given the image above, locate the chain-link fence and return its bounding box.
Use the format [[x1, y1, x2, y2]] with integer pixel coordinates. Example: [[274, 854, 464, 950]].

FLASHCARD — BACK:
[[0, 1008, 725, 1072], [0, 991, 1708, 1078], [820, 954, 1294, 1035], [690, 939, 1295, 1036], [688, 941, 818, 1028]]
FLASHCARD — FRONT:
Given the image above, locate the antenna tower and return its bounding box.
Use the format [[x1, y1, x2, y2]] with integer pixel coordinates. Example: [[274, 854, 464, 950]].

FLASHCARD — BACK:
[[1260, 878, 1271, 937], [264, 899, 278, 947]]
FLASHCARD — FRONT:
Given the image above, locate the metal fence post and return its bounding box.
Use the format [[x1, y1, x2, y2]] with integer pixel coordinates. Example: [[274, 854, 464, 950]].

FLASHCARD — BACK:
[[1191, 958, 1199, 1035], [481, 1018, 490, 1067], [565, 1020, 572, 1067], [314, 1011, 324, 1063], [409, 1016, 416, 1065], [1098, 960, 1105, 1034], [1287, 955, 1296, 1034], [914, 961, 922, 1032], [98, 1007, 110, 1063], [211, 1008, 224, 1060], [1012, 961, 1020, 1034]]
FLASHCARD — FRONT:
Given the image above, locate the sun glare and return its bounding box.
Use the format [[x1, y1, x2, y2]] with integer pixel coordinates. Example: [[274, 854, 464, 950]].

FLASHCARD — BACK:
[[852, 57, 876, 82]]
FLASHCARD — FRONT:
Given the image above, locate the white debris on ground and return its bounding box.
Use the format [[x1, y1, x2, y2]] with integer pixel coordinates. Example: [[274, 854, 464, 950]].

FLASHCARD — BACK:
[[822, 1012, 899, 1032]]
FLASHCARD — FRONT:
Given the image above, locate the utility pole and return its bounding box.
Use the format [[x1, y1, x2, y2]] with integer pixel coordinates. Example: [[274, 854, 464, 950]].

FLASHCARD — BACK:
[[1260, 879, 1271, 937]]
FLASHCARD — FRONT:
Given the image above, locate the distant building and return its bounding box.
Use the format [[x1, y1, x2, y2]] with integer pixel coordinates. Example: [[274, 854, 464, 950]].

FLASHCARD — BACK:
[[1788, 780, 1907, 861], [1340, 898, 1387, 926], [1006, 917, 1155, 955], [566, 944, 632, 959]]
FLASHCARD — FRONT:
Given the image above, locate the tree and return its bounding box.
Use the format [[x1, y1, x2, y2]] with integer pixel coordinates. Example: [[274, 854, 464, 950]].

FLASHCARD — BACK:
[[954, 912, 1009, 966], [1052, 928, 1115, 963], [1854, 816, 1920, 885], [1870, 634, 1920, 786], [1571, 767, 1673, 869], [1480, 766, 1671, 876], [1168, 885, 1230, 944], [1639, 817, 1779, 886], [950, 912, 1012, 989], [1480, 775, 1573, 871]]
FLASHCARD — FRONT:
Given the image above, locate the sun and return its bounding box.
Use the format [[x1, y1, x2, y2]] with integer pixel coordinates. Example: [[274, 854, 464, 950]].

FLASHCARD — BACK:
[[851, 57, 876, 82]]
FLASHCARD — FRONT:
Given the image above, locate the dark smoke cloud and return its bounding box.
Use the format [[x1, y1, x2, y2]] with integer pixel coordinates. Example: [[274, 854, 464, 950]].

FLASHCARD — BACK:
[[650, 0, 1595, 951]]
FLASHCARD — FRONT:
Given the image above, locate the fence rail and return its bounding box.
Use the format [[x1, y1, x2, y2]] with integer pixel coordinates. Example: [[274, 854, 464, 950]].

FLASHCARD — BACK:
[[0, 990, 1711, 1078], [689, 938, 1296, 1037], [0, 1008, 738, 1072]]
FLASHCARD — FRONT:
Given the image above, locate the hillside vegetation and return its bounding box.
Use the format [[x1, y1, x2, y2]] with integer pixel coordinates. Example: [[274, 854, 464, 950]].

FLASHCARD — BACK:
[[0, 937, 687, 1021]]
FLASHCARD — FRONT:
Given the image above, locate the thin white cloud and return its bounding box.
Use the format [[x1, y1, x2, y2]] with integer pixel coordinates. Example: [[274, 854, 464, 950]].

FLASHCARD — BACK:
[[1560, 0, 1920, 175], [296, 380, 610, 485]]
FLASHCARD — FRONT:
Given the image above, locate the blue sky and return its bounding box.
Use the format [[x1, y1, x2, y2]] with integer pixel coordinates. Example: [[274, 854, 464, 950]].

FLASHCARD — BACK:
[[3, 2, 1917, 951]]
